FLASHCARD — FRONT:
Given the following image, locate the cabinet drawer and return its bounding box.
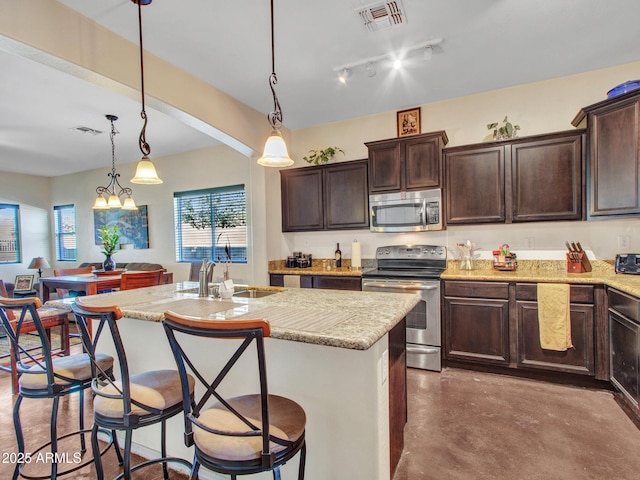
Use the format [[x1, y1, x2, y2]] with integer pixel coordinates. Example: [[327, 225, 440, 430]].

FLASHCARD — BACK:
[[516, 283, 594, 303], [609, 288, 640, 323], [444, 281, 509, 299]]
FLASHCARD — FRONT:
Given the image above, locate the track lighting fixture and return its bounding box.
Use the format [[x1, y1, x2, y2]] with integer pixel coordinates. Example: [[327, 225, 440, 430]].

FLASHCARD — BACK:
[[338, 68, 352, 84], [333, 37, 443, 80]]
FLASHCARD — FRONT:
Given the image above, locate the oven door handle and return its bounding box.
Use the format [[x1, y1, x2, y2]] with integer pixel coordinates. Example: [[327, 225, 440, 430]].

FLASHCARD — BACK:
[[407, 346, 440, 355], [363, 281, 438, 291]]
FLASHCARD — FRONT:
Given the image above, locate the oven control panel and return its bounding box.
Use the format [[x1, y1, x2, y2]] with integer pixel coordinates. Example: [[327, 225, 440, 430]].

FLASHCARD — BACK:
[[375, 245, 447, 260]]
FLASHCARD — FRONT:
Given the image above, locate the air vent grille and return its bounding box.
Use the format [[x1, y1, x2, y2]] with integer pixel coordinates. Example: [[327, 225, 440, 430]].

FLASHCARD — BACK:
[[356, 1, 406, 32], [72, 126, 103, 135]]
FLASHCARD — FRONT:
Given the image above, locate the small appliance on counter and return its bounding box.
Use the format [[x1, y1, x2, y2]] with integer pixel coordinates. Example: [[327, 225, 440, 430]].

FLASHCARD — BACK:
[[286, 252, 312, 268], [615, 254, 640, 274]]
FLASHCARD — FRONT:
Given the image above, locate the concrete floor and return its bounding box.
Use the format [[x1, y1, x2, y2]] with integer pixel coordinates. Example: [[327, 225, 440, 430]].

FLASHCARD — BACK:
[[394, 368, 640, 480], [2, 364, 640, 479]]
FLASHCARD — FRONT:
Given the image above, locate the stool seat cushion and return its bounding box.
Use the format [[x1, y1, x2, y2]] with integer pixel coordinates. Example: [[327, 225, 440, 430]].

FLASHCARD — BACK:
[[20, 353, 114, 389], [194, 394, 306, 462], [95, 369, 194, 418]]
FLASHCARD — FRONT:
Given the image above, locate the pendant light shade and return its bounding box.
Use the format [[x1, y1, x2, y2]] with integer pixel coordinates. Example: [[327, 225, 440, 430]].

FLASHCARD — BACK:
[[258, 0, 293, 168], [257, 130, 294, 167], [131, 156, 163, 184], [130, 0, 162, 184]]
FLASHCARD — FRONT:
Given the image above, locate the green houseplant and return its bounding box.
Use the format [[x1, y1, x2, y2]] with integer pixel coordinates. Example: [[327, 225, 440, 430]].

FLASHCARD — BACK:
[[487, 116, 520, 140], [303, 147, 344, 165], [99, 224, 119, 271]]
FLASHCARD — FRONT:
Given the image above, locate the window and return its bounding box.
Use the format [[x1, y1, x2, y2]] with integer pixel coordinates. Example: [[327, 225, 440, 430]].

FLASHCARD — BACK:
[[54, 204, 77, 261], [0, 204, 20, 264], [174, 185, 247, 263]]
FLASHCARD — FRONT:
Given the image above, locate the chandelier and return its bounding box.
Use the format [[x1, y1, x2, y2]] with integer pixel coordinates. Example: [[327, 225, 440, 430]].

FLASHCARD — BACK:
[[93, 115, 137, 210]]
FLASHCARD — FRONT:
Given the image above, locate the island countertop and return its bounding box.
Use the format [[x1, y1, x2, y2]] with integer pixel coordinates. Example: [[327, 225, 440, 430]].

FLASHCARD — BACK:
[[48, 283, 420, 351]]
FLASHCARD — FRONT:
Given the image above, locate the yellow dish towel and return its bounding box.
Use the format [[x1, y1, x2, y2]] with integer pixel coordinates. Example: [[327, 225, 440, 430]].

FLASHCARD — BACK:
[[283, 275, 301, 288], [537, 283, 573, 351]]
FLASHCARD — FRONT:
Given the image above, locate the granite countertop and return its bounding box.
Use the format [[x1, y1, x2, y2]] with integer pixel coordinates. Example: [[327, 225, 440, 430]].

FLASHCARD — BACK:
[[268, 259, 364, 277], [442, 259, 640, 297], [47, 283, 419, 351]]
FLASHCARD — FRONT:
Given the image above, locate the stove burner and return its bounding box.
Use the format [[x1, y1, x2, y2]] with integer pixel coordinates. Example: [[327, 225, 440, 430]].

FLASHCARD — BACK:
[[361, 244, 447, 280]]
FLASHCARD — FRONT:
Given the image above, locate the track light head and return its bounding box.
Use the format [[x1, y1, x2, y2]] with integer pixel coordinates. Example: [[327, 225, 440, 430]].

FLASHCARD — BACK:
[[338, 68, 352, 83]]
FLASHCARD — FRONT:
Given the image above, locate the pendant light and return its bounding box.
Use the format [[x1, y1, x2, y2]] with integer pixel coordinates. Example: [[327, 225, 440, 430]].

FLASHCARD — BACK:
[[257, 0, 294, 167], [93, 115, 137, 211], [130, 0, 163, 184]]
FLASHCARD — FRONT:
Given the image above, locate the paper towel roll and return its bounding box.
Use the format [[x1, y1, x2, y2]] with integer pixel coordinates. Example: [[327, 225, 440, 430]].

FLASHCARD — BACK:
[[351, 241, 362, 269]]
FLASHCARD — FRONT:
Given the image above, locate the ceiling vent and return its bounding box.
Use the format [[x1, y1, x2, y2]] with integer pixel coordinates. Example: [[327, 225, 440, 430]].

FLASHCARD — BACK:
[[72, 126, 103, 135], [356, 1, 406, 32]]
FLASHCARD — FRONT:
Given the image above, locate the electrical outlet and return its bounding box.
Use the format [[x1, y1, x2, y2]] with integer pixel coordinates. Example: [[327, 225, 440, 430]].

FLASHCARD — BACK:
[[525, 237, 535, 249], [618, 235, 631, 251], [303, 239, 309, 247]]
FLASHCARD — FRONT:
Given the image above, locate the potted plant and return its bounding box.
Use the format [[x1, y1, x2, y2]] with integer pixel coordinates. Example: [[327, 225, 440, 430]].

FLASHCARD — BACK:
[[99, 224, 119, 271], [487, 116, 520, 140], [302, 147, 344, 165]]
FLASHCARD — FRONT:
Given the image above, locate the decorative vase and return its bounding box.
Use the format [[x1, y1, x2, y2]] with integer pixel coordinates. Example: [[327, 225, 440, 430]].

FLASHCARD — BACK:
[[103, 254, 115, 271]]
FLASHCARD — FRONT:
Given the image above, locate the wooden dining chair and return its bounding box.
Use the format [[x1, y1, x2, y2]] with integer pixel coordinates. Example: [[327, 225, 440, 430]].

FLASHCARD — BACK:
[[120, 270, 164, 290], [53, 266, 95, 298]]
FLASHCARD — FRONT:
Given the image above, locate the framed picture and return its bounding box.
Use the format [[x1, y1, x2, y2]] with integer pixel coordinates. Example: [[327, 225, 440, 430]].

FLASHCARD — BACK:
[[94, 205, 150, 249], [397, 107, 421, 137], [14, 274, 34, 292]]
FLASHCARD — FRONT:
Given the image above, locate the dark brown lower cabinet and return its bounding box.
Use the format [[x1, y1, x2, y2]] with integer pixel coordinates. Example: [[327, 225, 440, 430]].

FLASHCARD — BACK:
[[443, 280, 598, 378], [609, 288, 640, 413], [269, 274, 361, 291]]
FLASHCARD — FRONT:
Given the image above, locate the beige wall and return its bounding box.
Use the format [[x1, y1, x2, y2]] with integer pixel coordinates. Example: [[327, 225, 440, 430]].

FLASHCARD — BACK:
[[278, 61, 640, 264]]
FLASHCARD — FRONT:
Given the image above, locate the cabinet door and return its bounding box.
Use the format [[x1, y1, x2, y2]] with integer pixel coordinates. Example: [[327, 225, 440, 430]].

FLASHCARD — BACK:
[[589, 100, 640, 217], [404, 135, 442, 190], [511, 133, 583, 222], [444, 145, 505, 224], [516, 300, 594, 375], [443, 296, 510, 365], [281, 168, 323, 231], [368, 139, 401, 193], [610, 310, 640, 409], [324, 160, 369, 229]]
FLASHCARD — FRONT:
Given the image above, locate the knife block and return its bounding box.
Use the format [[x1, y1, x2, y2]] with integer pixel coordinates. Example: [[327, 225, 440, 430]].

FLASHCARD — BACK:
[[566, 252, 592, 273]]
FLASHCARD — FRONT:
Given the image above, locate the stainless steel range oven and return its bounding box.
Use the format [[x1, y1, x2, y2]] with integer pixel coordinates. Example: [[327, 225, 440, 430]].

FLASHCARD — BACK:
[[362, 245, 446, 371]]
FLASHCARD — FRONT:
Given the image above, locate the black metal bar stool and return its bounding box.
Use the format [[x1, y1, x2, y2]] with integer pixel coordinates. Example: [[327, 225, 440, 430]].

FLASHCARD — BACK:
[[163, 312, 307, 480], [71, 302, 194, 480], [0, 296, 117, 480]]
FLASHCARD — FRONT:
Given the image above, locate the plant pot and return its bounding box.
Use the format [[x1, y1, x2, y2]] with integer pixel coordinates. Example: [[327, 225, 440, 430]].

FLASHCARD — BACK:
[[103, 254, 115, 271]]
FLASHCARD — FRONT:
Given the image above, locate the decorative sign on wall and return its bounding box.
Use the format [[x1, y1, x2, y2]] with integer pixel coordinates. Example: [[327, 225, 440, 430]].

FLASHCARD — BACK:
[[94, 205, 149, 249]]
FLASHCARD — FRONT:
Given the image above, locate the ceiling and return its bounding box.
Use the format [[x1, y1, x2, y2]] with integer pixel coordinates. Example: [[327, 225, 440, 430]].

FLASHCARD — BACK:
[[2, 0, 640, 177]]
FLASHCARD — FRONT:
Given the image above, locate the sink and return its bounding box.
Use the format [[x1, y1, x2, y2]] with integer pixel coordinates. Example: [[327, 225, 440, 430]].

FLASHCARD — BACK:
[[233, 290, 279, 298]]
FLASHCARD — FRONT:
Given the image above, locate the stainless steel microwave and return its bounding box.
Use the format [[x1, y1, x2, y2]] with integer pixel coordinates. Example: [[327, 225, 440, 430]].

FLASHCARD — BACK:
[[369, 189, 443, 233]]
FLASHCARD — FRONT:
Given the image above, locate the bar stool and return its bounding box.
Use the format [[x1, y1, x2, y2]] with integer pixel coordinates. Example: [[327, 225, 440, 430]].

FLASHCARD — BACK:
[[0, 297, 117, 480], [70, 302, 194, 480], [163, 312, 307, 480]]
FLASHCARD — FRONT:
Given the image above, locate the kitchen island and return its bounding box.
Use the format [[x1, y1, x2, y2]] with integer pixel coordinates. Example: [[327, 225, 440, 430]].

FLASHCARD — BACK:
[[49, 283, 420, 480]]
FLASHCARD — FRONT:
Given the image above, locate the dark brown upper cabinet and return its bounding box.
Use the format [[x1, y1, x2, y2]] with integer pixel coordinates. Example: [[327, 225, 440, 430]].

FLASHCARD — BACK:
[[280, 159, 369, 232], [365, 131, 448, 193], [573, 90, 640, 219], [444, 130, 585, 225]]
